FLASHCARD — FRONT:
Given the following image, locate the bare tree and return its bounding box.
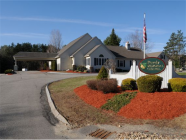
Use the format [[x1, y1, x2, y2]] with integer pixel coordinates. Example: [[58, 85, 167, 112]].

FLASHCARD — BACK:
[[47, 30, 62, 53], [104, 59, 116, 73], [124, 30, 153, 52]]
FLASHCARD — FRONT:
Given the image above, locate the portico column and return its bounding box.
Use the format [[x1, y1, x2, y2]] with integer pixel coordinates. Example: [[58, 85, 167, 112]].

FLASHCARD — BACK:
[[14, 59, 18, 71]]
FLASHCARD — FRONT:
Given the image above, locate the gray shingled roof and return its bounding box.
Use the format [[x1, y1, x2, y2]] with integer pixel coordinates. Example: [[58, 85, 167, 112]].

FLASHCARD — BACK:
[[70, 37, 96, 57], [13, 52, 57, 60], [147, 52, 162, 57], [84, 44, 101, 57], [106, 46, 147, 59], [57, 33, 90, 57]]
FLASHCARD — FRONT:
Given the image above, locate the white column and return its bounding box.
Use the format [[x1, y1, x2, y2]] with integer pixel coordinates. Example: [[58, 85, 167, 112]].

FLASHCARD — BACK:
[[14, 60, 18, 71], [132, 60, 136, 79]]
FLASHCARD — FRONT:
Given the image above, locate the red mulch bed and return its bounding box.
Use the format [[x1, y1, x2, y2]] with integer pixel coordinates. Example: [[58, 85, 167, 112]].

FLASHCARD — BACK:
[[74, 85, 120, 108], [74, 85, 186, 120]]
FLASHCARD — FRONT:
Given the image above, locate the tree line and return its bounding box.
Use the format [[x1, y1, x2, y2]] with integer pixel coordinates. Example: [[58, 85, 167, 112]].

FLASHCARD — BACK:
[[0, 43, 49, 73]]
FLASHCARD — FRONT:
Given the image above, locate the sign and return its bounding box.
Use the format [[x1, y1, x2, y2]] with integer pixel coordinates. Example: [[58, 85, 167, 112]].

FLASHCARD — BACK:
[[139, 57, 166, 74]]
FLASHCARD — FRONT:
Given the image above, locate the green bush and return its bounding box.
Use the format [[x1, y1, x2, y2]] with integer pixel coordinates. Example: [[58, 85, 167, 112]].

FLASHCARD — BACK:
[[73, 65, 77, 71], [121, 78, 136, 91], [97, 66, 108, 80], [51, 60, 57, 71], [168, 78, 186, 92], [101, 92, 137, 112], [5, 69, 13, 74], [137, 75, 163, 93], [77, 66, 86, 72], [43, 62, 48, 70]]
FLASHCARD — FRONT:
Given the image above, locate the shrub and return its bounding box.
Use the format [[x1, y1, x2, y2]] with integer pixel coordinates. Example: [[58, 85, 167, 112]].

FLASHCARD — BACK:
[[86, 78, 118, 93], [73, 65, 77, 71], [101, 92, 137, 112], [43, 63, 48, 70], [77, 66, 86, 72], [121, 78, 136, 91], [137, 75, 163, 93], [86, 79, 98, 90], [168, 78, 186, 92], [97, 79, 118, 93], [97, 66, 108, 80], [51, 60, 57, 71], [5, 69, 13, 74]]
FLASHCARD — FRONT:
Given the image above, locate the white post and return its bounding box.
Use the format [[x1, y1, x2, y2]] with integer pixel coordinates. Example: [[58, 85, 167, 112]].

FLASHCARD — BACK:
[[132, 60, 136, 79]]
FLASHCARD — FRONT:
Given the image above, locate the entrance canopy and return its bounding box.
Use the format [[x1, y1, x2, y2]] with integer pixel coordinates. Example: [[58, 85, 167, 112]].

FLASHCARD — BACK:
[[13, 52, 57, 61]]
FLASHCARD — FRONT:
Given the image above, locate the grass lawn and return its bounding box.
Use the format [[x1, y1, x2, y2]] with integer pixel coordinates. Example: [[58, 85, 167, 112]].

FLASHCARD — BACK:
[[49, 76, 119, 128], [49, 76, 186, 129], [176, 72, 186, 75]]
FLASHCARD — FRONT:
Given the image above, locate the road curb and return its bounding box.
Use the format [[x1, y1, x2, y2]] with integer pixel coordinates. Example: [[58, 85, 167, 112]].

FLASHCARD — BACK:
[[45, 84, 70, 125]]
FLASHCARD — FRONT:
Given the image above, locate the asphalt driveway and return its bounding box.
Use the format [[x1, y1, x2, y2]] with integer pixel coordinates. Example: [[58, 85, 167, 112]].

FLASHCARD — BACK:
[[0, 71, 97, 139]]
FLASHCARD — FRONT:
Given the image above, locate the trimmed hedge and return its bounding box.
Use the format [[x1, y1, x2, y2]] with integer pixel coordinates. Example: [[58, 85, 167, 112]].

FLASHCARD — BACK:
[[121, 78, 136, 91], [168, 78, 186, 92], [5, 69, 13, 74], [97, 66, 108, 79], [86, 79, 118, 93], [77, 66, 86, 72], [137, 75, 163, 93]]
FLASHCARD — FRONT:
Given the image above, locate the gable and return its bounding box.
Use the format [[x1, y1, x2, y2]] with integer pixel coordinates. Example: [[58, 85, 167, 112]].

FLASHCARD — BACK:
[[56, 33, 92, 58]]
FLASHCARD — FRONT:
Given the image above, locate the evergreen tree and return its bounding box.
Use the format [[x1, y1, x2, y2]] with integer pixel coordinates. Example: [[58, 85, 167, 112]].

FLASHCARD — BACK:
[[104, 29, 121, 46], [164, 30, 186, 68], [97, 66, 108, 79]]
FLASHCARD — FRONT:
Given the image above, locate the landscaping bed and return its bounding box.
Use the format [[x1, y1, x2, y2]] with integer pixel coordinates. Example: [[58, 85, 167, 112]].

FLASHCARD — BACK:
[[49, 76, 186, 129]]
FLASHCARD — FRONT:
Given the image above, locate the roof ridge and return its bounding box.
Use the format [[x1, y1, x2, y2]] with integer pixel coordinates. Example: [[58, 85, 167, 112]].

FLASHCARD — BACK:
[[70, 37, 98, 57], [57, 33, 90, 57], [84, 44, 101, 57]]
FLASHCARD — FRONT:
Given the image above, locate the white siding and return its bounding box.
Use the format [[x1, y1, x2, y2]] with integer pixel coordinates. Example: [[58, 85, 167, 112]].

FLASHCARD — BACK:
[[57, 58, 61, 71], [90, 45, 115, 70], [58, 34, 92, 70], [74, 37, 102, 66]]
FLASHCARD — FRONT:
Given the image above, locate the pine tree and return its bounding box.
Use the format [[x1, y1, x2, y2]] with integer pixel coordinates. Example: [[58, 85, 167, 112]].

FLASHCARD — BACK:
[[164, 30, 186, 68], [97, 66, 108, 79], [104, 29, 121, 46]]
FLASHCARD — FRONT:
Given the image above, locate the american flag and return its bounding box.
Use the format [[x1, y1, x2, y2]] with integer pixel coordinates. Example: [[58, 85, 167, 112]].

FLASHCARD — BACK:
[[143, 14, 147, 43]]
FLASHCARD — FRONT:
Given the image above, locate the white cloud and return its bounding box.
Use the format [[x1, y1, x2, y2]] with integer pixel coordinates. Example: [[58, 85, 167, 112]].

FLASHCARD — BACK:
[[0, 33, 49, 38], [0, 16, 123, 27], [115, 27, 168, 35]]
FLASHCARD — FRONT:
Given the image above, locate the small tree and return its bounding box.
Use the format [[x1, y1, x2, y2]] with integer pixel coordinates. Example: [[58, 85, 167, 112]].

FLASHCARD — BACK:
[[97, 66, 108, 79], [104, 59, 116, 73]]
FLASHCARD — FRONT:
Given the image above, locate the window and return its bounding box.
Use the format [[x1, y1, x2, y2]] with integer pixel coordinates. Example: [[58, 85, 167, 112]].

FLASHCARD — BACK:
[[123, 60, 125, 67], [164, 55, 165, 59], [99, 54, 104, 57], [99, 58, 101, 65], [120, 61, 123, 67], [117, 60, 119, 67], [94, 58, 96, 66]]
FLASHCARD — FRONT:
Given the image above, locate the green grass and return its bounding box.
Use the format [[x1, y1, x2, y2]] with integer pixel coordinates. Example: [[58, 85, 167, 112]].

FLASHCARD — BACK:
[[176, 72, 186, 75], [101, 92, 137, 112], [49, 76, 96, 93]]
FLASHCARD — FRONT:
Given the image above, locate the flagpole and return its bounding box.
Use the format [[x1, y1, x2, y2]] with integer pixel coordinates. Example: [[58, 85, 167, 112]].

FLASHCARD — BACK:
[[144, 13, 146, 59]]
